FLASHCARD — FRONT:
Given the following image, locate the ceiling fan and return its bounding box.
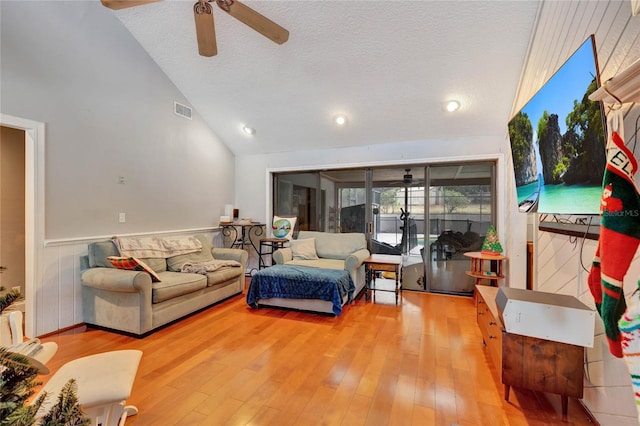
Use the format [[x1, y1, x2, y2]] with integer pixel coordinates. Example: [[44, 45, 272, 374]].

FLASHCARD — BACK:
[[100, 0, 289, 57], [390, 169, 425, 187]]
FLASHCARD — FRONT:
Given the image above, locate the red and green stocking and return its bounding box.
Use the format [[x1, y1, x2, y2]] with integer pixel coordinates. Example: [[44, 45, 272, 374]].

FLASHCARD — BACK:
[[587, 131, 640, 358]]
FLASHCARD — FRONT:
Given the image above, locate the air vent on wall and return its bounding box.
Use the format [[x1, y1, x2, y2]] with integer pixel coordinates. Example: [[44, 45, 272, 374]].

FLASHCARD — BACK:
[[174, 102, 192, 120]]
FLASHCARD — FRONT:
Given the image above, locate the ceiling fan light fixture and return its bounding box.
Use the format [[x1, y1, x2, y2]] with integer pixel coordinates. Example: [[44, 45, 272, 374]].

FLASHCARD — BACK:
[[334, 114, 348, 126], [242, 125, 256, 135], [445, 100, 461, 112], [101, 0, 288, 57]]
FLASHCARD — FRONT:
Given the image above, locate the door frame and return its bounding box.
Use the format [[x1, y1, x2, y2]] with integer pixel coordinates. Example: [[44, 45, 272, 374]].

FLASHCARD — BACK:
[[0, 114, 45, 339]]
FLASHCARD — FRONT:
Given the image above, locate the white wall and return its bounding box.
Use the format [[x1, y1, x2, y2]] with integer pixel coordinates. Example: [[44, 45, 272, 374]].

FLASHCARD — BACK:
[[0, 1, 235, 239], [513, 1, 640, 424]]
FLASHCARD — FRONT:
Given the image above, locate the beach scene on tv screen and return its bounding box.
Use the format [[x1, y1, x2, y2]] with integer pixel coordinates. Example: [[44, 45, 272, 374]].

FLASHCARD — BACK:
[[508, 37, 606, 215]]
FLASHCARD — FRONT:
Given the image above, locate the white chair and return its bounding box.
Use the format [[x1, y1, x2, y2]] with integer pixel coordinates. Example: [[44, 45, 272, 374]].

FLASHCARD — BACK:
[[5, 310, 58, 374], [35, 349, 143, 426]]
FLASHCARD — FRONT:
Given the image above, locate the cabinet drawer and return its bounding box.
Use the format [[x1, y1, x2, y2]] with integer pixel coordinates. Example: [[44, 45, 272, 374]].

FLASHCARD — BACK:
[[476, 286, 503, 369], [485, 323, 502, 368], [477, 302, 491, 340], [369, 264, 398, 273]]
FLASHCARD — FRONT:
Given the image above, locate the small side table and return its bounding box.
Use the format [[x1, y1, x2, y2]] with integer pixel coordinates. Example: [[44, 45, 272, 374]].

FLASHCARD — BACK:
[[464, 251, 507, 286], [258, 238, 287, 269], [363, 254, 403, 304], [220, 222, 266, 276]]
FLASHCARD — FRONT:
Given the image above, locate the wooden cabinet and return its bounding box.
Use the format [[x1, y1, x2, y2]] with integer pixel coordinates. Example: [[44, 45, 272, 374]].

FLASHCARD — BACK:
[[476, 286, 503, 369], [476, 286, 584, 416]]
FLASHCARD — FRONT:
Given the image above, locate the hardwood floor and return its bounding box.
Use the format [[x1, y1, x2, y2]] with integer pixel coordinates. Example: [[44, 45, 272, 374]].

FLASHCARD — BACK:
[[38, 284, 596, 426]]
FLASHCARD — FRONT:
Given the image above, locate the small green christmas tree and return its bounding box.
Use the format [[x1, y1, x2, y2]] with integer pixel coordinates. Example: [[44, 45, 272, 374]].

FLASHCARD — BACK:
[[481, 225, 503, 255]]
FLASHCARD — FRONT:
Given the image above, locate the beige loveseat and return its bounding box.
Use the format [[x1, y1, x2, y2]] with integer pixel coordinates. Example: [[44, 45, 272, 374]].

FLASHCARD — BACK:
[[272, 231, 370, 297], [81, 234, 247, 337]]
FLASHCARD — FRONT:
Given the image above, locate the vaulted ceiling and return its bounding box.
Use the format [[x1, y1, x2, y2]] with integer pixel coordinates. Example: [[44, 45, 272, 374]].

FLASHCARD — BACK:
[[104, 0, 540, 156]]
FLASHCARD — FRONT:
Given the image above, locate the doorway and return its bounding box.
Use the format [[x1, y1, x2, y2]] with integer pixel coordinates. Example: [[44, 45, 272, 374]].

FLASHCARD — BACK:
[[0, 114, 45, 339], [0, 126, 26, 300]]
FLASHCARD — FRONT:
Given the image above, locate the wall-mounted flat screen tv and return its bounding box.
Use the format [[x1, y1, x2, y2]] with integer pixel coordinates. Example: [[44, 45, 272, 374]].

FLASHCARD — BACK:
[[508, 35, 606, 214]]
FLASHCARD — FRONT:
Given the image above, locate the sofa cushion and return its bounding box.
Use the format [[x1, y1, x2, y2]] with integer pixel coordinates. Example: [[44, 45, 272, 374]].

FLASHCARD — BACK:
[[166, 235, 214, 272], [107, 256, 162, 282], [139, 257, 167, 273], [88, 240, 120, 268], [206, 267, 244, 287], [152, 272, 207, 303], [297, 231, 367, 260], [290, 238, 319, 260]]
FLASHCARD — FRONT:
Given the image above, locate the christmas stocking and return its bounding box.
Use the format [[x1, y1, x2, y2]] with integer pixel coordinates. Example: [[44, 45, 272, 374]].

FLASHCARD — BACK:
[[587, 130, 640, 358], [587, 245, 602, 314], [619, 285, 640, 422]]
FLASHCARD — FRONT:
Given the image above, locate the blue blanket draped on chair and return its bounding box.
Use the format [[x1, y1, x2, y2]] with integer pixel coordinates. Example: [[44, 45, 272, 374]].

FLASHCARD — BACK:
[[246, 265, 354, 315]]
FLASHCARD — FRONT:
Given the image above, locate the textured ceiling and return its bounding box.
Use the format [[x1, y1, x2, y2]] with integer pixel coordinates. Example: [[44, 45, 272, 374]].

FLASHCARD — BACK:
[[109, 0, 541, 156]]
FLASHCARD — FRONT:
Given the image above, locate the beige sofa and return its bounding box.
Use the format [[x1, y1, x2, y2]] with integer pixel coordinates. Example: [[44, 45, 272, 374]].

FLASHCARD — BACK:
[[81, 234, 247, 337], [267, 231, 370, 313]]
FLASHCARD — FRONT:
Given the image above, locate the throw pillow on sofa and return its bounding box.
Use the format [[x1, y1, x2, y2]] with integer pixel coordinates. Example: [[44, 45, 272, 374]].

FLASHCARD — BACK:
[[107, 256, 162, 282], [272, 216, 297, 240], [290, 238, 319, 260]]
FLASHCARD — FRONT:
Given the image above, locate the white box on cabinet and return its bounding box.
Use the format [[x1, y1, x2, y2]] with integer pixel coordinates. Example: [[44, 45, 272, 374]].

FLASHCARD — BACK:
[[495, 287, 595, 347]]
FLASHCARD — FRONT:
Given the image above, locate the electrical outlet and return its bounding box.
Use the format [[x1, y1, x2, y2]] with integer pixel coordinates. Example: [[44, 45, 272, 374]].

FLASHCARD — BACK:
[[118, 176, 126, 184], [119, 212, 126, 223]]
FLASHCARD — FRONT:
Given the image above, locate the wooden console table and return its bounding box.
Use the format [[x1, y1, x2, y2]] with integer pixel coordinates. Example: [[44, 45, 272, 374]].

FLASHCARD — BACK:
[[476, 285, 584, 416], [464, 251, 506, 286]]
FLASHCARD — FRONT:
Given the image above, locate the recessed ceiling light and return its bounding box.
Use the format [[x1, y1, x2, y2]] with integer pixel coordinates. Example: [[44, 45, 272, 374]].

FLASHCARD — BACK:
[[334, 114, 348, 126], [242, 125, 255, 135], [445, 100, 461, 112]]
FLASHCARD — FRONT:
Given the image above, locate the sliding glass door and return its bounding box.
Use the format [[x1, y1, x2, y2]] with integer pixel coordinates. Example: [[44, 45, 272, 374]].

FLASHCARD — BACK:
[[272, 161, 496, 296], [426, 163, 495, 294]]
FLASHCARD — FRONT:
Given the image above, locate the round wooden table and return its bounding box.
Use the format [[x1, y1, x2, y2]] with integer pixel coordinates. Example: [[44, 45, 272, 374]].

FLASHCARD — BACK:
[[463, 251, 507, 286]]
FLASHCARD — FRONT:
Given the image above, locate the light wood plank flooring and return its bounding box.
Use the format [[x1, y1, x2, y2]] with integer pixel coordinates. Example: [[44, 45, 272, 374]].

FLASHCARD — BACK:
[[38, 285, 595, 425]]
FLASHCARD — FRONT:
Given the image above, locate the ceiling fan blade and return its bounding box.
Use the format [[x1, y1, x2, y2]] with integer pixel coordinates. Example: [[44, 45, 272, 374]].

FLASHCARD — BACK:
[[217, 0, 289, 45], [194, 1, 218, 57], [100, 0, 162, 10]]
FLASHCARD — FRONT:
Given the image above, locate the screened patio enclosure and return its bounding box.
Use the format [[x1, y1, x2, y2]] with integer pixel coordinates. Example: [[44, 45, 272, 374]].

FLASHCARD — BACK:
[[272, 162, 496, 296]]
